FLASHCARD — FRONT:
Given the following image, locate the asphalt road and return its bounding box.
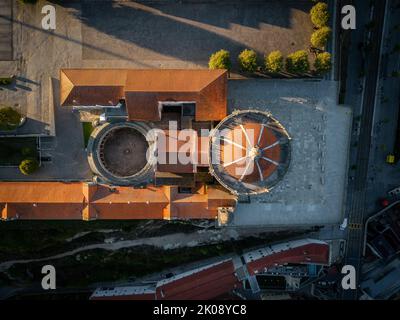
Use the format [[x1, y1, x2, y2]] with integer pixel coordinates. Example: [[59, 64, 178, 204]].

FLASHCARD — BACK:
[[342, 0, 387, 300]]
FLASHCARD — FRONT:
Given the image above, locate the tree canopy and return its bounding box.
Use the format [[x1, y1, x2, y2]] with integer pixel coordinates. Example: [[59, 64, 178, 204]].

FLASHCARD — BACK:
[[286, 50, 310, 74], [208, 49, 231, 70], [19, 158, 39, 175], [311, 26, 331, 48], [238, 49, 258, 72], [0, 107, 22, 131], [310, 2, 329, 28], [314, 52, 332, 74], [265, 51, 284, 73]]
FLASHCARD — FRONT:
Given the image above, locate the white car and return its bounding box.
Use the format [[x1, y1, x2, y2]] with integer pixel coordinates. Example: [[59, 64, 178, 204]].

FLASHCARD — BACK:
[[340, 218, 348, 231]]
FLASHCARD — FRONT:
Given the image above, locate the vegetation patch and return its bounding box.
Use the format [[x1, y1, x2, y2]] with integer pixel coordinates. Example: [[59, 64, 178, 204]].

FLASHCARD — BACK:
[[19, 158, 39, 175], [5, 229, 312, 288], [314, 52, 332, 74], [0, 221, 142, 261], [286, 50, 310, 74], [310, 2, 329, 28], [265, 51, 284, 73], [82, 122, 94, 148], [310, 26, 332, 49], [0, 107, 22, 131], [238, 49, 258, 72], [0, 77, 13, 85], [208, 49, 231, 71]]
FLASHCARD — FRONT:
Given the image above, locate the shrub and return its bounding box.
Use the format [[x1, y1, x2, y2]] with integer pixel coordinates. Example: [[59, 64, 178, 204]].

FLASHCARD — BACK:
[[310, 26, 331, 48], [310, 2, 329, 28], [208, 49, 231, 70], [238, 49, 258, 72], [265, 51, 284, 73], [0, 77, 12, 85], [0, 107, 22, 131], [286, 50, 310, 74], [314, 52, 332, 74], [19, 158, 39, 175]]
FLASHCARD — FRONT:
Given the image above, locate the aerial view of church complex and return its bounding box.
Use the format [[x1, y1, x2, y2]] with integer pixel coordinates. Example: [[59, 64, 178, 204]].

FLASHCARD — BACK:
[[2, 68, 295, 222], [1, 0, 399, 303]]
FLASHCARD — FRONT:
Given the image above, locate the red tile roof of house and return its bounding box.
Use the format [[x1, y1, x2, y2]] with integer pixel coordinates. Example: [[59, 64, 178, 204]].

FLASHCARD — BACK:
[[89, 239, 331, 300], [242, 239, 330, 275], [155, 259, 241, 300]]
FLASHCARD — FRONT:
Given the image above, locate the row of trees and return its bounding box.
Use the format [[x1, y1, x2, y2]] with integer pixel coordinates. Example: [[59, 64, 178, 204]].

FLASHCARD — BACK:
[[310, 2, 331, 49], [208, 2, 332, 76], [209, 49, 331, 75]]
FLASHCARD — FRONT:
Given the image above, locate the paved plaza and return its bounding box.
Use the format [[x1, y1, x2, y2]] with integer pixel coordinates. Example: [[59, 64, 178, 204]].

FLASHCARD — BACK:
[[227, 79, 352, 227]]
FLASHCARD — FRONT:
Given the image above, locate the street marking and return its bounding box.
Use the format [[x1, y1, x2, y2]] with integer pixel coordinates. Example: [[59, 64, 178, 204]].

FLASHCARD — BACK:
[[348, 223, 362, 230]]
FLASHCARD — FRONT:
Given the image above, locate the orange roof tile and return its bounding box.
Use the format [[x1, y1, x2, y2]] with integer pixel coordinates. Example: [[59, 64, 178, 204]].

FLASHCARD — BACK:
[[0, 182, 85, 203], [60, 69, 127, 106], [155, 260, 240, 300], [0, 182, 236, 221], [60, 69, 227, 121]]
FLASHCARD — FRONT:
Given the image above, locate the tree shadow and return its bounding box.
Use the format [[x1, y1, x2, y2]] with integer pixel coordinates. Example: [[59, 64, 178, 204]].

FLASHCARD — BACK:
[[0, 77, 34, 92], [0, 118, 48, 136]]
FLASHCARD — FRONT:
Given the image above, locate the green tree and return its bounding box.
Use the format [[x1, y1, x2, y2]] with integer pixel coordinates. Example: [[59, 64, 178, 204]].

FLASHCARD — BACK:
[[208, 49, 231, 70], [238, 49, 258, 72], [286, 50, 310, 74], [265, 51, 284, 73], [0, 77, 12, 85], [314, 52, 332, 74], [0, 107, 22, 131], [310, 26, 331, 48], [310, 2, 329, 28], [19, 158, 39, 175]]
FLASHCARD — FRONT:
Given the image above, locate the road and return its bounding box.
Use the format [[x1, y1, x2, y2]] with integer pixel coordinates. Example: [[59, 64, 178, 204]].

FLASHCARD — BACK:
[[342, 0, 387, 300]]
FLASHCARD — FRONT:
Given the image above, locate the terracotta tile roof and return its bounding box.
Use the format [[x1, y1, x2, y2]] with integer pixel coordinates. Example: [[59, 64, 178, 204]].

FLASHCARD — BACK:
[[243, 240, 330, 276], [89, 239, 331, 301], [60, 69, 227, 121], [221, 122, 281, 183], [0, 182, 85, 220], [60, 69, 126, 106], [0, 182, 84, 203], [0, 183, 235, 221], [155, 260, 241, 300]]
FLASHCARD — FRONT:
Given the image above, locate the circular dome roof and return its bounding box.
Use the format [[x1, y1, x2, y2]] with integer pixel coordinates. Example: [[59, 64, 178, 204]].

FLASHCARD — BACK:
[[209, 110, 291, 195], [100, 126, 148, 177], [87, 122, 156, 185]]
